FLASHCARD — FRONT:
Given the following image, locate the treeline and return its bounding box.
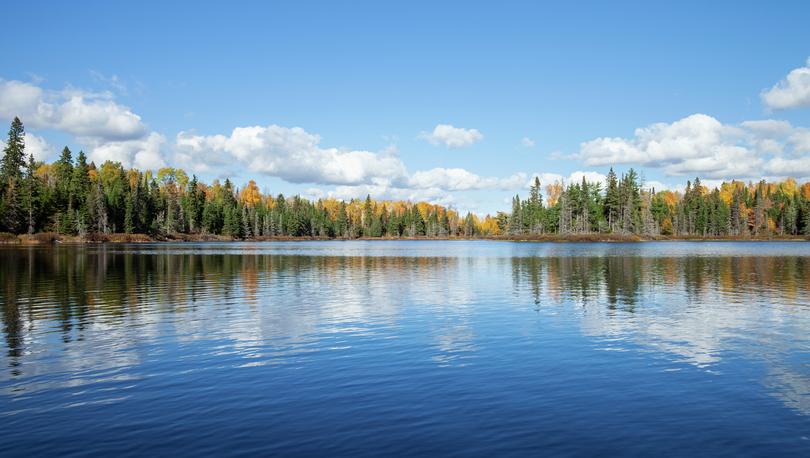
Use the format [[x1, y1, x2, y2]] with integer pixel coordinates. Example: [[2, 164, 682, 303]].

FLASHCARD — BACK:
[[2, 117, 810, 239], [506, 169, 810, 237], [0, 118, 493, 238]]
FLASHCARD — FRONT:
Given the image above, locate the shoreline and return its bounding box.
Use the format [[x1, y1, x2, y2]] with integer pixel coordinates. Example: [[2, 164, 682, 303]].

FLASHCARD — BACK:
[[2, 232, 808, 245]]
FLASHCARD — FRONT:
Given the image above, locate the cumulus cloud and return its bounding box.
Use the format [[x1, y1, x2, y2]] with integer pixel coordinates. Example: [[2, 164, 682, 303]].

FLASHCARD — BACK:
[[175, 123, 536, 211], [764, 156, 810, 177], [0, 78, 165, 169], [644, 180, 676, 192], [791, 129, 810, 153], [16, 133, 55, 162], [0, 79, 146, 140], [0, 132, 53, 162], [420, 124, 483, 148], [527, 171, 608, 188], [175, 125, 407, 186], [87, 132, 168, 170], [761, 58, 810, 110], [409, 168, 526, 191], [577, 113, 810, 179], [326, 184, 457, 207], [521, 137, 535, 147]]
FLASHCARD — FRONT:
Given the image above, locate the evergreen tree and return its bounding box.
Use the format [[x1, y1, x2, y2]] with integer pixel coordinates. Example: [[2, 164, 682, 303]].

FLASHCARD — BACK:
[[70, 151, 91, 227], [124, 190, 136, 234], [23, 153, 41, 234], [0, 117, 26, 233], [509, 195, 523, 235], [604, 167, 619, 231], [1, 117, 25, 183], [362, 194, 374, 237], [527, 177, 544, 233]]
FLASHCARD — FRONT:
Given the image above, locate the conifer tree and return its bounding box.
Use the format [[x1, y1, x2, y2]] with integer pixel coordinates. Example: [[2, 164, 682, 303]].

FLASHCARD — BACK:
[[0, 117, 26, 233], [23, 153, 41, 234]]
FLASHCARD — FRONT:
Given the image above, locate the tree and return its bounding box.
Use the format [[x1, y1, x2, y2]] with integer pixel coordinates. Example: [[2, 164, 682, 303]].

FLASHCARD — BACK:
[[604, 167, 619, 231], [1, 117, 25, 183], [362, 194, 374, 237], [70, 151, 91, 227], [336, 201, 349, 238], [0, 117, 26, 233], [89, 179, 109, 234], [124, 189, 136, 233], [527, 177, 544, 233], [509, 195, 523, 235], [3, 136, 810, 241], [54, 147, 74, 204], [23, 153, 42, 234]]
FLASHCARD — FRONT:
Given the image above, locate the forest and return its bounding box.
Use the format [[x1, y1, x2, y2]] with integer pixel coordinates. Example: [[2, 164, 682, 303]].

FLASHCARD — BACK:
[[2, 117, 810, 240]]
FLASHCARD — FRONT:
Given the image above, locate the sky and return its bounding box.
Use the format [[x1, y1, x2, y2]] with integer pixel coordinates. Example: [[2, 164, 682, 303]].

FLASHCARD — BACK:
[[1, 0, 810, 214]]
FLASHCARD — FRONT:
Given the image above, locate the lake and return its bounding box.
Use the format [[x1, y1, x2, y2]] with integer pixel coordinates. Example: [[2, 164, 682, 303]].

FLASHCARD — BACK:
[[1, 241, 809, 456]]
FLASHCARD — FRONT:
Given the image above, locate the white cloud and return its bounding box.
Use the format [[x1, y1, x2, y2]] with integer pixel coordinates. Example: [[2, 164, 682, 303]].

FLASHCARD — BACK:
[[0, 79, 146, 140], [791, 129, 810, 153], [740, 119, 793, 136], [764, 156, 810, 177], [527, 171, 608, 189], [176, 125, 407, 186], [577, 113, 810, 179], [644, 180, 673, 192], [88, 132, 167, 170], [175, 123, 535, 213], [0, 78, 166, 170], [1, 132, 55, 164], [761, 57, 810, 110], [521, 137, 535, 147], [340, 185, 458, 208], [409, 168, 526, 191], [420, 124, 483, 148], [2, 133, 56, 162]]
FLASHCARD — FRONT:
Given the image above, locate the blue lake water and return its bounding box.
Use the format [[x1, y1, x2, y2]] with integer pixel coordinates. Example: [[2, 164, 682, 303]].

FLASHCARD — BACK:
[[1, 241, 809, 456]]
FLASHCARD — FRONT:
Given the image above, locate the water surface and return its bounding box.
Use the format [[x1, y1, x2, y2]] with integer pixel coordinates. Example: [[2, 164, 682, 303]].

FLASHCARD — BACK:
[[1, 241, 809, 456]]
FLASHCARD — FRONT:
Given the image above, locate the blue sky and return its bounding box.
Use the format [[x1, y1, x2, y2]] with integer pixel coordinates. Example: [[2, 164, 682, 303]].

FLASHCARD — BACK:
[[2, 1, 810, 214]]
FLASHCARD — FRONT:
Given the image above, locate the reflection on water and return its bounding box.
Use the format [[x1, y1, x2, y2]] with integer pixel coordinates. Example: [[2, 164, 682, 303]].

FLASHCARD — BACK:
[[512, 255, 810, 415], [1, 242, 809, 456]]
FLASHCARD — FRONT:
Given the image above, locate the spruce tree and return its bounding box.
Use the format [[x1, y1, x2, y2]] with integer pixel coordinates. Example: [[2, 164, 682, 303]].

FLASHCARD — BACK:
[[70, 151, 91, 227], [124, 191, 135, 233], [23, 153, 41, 234], [1, 117, 26, 183], [528, 177, 543, 233], [605, 167, 619, 231], [1, 118, 26, 233], [336, 202, 348, 238]]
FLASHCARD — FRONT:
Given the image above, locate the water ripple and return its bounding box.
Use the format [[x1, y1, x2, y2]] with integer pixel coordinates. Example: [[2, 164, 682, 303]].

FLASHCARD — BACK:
[[0, 242, 809, 456]]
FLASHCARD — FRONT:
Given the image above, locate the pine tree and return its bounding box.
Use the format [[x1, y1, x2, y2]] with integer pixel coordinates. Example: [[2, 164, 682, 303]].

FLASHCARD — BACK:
[[23, 153, 41, 234], [1, 117, 26, 233], [527, 177, 544, 233], [386, 210, 400, 237], [362, 194, 373, 236], [70, 151, 91, 227], [804, 204, 810, 236], [241, 205, 252, 238], [604, 167, 619, 231], [54, 147, 74, 204], [1, 117, 25, 184], [92, 179, 109, 234], [509, 195, 523, 235], [124, 191, 135, 234]]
